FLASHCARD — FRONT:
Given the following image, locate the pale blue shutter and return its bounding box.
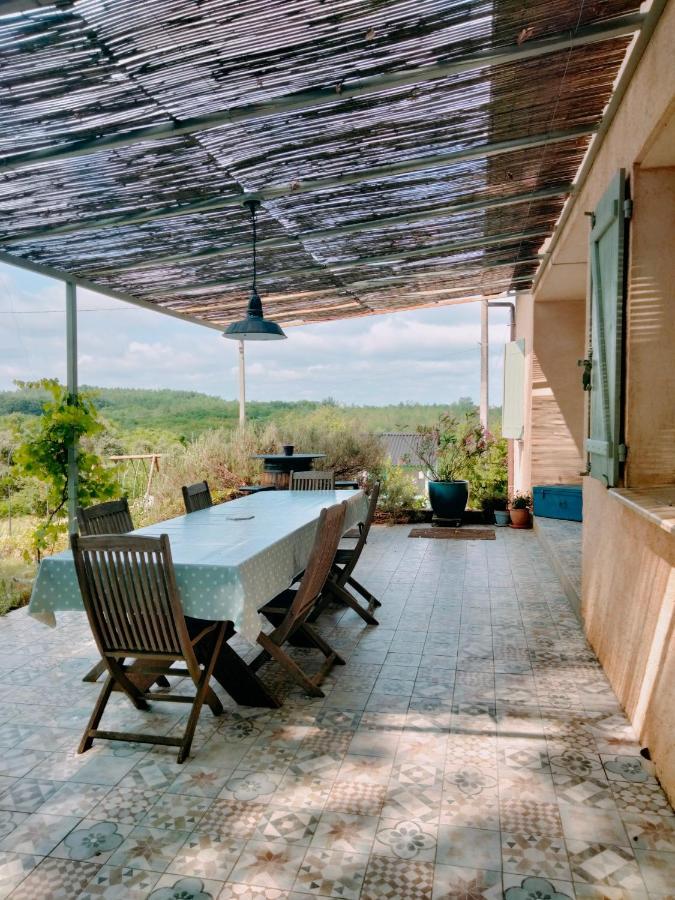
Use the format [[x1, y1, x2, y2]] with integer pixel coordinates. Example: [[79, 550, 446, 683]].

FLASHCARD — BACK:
[[586, 170, 628, 487], [502, 339, 526, 439]]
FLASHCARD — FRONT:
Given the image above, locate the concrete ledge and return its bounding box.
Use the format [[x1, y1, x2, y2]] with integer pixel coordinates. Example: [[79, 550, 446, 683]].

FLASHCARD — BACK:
[[534, 515, 582, 619]]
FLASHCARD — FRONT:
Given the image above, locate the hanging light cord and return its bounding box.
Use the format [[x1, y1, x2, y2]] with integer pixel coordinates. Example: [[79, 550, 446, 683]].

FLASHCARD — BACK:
[[250, 201, 257, 291]]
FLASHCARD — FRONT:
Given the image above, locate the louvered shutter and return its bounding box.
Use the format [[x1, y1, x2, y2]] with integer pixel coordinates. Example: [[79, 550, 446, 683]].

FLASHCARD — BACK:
[[586, 170, 628, 487], [502, 339, 526, 439]]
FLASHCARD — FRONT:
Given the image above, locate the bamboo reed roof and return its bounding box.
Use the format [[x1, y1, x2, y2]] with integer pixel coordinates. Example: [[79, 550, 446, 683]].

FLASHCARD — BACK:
[[0, 0, 645, 329]]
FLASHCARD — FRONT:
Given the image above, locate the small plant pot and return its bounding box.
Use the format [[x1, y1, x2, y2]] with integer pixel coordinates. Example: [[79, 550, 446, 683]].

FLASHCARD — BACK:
[[282, 444, 294, 456], [509, 508, 531, 528], [494, 510, 511, 527]]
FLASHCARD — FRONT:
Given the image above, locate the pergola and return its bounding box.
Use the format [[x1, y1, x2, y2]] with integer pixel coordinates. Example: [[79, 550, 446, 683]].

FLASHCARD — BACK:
[[0, 0, 667, 524], [0, 0, 664, 331]]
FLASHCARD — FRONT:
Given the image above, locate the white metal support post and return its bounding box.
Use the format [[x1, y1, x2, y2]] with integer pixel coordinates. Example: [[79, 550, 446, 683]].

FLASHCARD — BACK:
[[66, 281, 78, 534], [480, 298, 489, 429], [238, 339, 246, 425]]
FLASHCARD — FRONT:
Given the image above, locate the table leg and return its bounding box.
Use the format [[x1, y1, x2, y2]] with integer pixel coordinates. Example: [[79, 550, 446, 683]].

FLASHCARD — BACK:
[[187, 619, 281, 709]]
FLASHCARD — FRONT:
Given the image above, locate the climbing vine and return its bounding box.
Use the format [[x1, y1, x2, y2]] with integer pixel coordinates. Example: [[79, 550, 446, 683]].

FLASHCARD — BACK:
[[13, 379, 116, 559]]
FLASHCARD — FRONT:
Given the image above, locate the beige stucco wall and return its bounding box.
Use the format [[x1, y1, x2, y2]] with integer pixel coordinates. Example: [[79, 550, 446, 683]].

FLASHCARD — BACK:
[[582, 478, 675, 804], [516, 2, 675, 803], [625, 165, 675, 487]]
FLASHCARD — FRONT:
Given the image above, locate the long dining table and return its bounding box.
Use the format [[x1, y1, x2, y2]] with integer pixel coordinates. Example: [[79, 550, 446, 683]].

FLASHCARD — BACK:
[[28, 489, 368, 707]]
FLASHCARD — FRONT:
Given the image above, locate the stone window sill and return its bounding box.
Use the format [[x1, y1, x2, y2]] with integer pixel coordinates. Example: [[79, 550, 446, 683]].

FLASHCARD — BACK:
[[610, 484, 675, 535]]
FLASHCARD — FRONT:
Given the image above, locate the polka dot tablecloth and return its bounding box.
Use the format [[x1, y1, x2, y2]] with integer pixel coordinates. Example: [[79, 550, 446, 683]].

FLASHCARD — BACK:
[[28, 490, 368, 645]]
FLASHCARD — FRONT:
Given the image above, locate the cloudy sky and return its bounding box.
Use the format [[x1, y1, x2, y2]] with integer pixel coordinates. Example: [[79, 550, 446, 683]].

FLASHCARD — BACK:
[[0, 262, 511, 406]]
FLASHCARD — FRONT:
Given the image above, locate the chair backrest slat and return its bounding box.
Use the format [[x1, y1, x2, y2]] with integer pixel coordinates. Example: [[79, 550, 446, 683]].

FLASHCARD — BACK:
[[77, 499, 133, 536], [286, 501, 346, 626], [182, 481, 213, 513], [290, 470, 335, 491], [340, 483, 380, 579], [71, 533, 188, 658]]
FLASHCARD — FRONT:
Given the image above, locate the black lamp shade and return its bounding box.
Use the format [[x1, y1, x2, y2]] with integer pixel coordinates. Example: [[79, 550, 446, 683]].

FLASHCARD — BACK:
[[223, 289, 287, 341]]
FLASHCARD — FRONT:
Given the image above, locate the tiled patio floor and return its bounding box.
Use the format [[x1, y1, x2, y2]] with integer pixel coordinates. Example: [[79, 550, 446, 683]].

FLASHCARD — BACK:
[[0, 526, 672, 898]]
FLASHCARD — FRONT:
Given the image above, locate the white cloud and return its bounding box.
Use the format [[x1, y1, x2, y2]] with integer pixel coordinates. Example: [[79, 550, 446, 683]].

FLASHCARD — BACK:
[[0, 262, 513, 405]]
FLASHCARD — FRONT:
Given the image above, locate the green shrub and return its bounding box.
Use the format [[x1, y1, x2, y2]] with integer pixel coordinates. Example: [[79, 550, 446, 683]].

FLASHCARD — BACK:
[[374, 462, 425, 521]]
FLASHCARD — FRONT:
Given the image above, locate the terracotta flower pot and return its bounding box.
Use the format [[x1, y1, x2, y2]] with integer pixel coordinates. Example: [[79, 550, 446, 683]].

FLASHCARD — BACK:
[[509, 507, 531, 528]]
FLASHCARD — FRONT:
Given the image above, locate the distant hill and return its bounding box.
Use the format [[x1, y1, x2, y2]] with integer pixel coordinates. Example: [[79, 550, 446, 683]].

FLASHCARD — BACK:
[[0, 386, 502, 441]]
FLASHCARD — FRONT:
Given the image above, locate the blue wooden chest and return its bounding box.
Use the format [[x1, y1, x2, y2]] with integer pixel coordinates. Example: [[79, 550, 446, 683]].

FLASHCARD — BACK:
[[533, 484, 583, 522]]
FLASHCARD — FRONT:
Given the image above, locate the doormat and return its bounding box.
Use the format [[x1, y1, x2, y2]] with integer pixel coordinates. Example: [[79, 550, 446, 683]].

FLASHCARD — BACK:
[[408, 526, 496, 540]]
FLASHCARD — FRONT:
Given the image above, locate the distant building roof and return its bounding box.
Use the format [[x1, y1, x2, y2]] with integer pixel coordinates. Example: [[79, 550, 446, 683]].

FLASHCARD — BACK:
[[377, 432, 433, 468]]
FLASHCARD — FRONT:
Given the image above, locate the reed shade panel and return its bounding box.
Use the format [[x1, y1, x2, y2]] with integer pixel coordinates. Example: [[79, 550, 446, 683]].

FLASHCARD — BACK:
[[0, 0, 642, 327]]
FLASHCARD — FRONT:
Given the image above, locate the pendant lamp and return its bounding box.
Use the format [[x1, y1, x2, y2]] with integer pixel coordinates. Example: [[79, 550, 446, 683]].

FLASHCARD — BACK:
[[223, 199, 287, 341]]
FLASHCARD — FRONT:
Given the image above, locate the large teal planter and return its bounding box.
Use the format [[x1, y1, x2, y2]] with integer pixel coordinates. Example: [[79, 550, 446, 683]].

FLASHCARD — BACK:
[[428, 480, 469, 522]]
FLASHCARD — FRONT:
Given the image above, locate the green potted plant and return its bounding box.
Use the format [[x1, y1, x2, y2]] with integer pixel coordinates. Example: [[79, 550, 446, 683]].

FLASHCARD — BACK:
[[416, 414, 489, 524], [483, 494, 509, 526], [509, 492, 532, 528]]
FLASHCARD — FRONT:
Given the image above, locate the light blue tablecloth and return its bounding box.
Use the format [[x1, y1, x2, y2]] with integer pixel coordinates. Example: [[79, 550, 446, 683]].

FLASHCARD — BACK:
[[29, 490, 368, 644]]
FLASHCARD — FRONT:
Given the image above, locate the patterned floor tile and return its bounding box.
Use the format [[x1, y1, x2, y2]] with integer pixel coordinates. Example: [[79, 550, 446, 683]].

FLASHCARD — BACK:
[[198, 800, 267, 839], [610, 781, 674, 816], [148, 874, 224, 899], [374, 818, 437, 861], [166, 831, 243, 881], [50, 818, 131, 863], [228, 839, 306, 891], [382, 784, 442, 825], [501, 831, 571, 880], [8, 856, 99, 899], [0, 748, 49, 779], [89, 786, 159, 825], [293, 847, 368, 899], [166, 765, 234, 798], [432, 863, 502, 899], [39, 782, 110, 817], [0, 778, 62, 813], [566, 840, 645, 889], [440, 785, 500, 831], [116, 758, 180, 792], [142, 793, 212, 830], [0, 811, 80, 856], [268, 775, 330, 812], [310, 811, 379, 853], [0, 810, 27, 843], [220, 772, 282, 805], [621, 812, 675, 852], [336, 754, 393, 785], [0, 850, 40, 897], [436, 825, 502, 870], [500, 798, 563, 837], [323, 781, 387, 817], [553, 772, 614, 809], [361, 854, 434, 899], [601, 756, 656, 785], [79, 864, 160, 898], [559, 804, 628, 844], [218, 885, 289, 899], [108, 825, 191, 873], [633, 847, 675, 894], [502, 873, 575, 900], [253, 808, 319, 846]]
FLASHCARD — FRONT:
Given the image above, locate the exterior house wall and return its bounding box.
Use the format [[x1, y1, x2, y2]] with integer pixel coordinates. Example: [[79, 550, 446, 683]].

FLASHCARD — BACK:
[[582, 478, 675, 804], [514, 2, 675, 801]]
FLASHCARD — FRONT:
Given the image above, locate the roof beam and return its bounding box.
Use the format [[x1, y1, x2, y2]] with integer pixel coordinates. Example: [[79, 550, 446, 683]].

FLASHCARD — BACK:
[[1, 127, 589, 246], [0, 0, 73, 13], [106, 183, 571, 274], [145, 227, 550, 298], [143, 252, 544, 299], [0, 249, 225, 332], [0, 12, 643, 173]]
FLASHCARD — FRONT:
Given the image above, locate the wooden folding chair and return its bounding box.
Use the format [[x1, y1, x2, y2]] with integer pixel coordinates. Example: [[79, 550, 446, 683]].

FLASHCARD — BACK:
[[250, 501, 347, 698], [77, 498, 154, 685], [182, 480, 213, 513], [323, 483, 382, 624], [77, 498, 134, 536], [290, 470, 335, 491], [71, 533, 226, 763]]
